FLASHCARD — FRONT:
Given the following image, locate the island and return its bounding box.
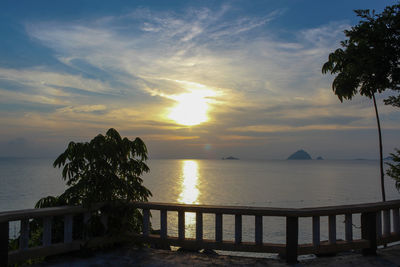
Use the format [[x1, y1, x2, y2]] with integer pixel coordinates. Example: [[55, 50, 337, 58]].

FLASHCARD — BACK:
[[222, 156, 239, 160], [287, 149, 312, 160], [316, 156, 324, 160]]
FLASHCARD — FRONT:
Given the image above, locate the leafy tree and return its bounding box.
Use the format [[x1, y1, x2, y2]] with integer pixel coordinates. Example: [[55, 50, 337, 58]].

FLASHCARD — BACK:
[[384, 96, 400, 107], [322, 3, 400, 201], [36, 128, 152, 236], [387, 149, 400, 190]]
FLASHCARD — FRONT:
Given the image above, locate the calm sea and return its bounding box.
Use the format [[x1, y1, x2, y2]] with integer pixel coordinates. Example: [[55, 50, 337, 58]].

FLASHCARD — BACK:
[[1, 158, 399, 255]]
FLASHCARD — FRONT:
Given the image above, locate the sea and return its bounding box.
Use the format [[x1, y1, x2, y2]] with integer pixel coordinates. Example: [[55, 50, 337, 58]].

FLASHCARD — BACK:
[[1, 158, 399, 257]]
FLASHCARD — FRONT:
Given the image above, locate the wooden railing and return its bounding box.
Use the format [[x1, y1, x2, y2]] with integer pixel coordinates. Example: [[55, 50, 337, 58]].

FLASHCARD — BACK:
[[0, 204, 109, 266], [1, 200, 400, 265], [134, 200, 400, 263]]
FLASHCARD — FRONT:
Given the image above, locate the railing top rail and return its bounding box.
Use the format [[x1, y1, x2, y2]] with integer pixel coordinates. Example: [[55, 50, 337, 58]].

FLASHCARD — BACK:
[[1, 199, 399, 222], [132, 199, 400, 217], [0, 203, 104, 222]]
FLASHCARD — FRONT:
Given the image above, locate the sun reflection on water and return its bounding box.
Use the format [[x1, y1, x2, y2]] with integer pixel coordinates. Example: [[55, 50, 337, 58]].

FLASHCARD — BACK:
[[178, 160, 200, 237], [178, 160, 200, 204]]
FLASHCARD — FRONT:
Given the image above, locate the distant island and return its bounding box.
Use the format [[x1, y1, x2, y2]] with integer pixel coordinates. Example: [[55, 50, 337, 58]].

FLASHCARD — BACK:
[[316, 156, 324, 160], [287, 149, 312, 160], [222, 156, 239, 160]]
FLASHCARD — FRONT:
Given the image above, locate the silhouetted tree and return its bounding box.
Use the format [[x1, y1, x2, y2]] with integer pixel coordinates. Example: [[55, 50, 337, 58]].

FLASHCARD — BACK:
[[36, 128, 152, 236], [387, 149, 400, 191], [322, 3, 400, 201]]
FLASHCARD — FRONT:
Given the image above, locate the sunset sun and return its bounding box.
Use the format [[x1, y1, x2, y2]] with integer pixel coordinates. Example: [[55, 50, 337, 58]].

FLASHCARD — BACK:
[[168, 89, 217, 126]]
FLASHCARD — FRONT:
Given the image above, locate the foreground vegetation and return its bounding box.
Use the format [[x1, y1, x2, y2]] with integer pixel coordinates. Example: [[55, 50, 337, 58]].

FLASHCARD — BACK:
[[9, 128, 152, 259]]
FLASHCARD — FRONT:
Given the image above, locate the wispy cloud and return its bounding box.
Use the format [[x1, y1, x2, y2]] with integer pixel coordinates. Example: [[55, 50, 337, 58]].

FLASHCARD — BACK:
[[1, 4, 399, 158]]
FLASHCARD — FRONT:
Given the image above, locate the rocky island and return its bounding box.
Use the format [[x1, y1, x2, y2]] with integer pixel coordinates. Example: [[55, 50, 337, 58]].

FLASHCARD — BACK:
[[287, 149, 312, 160]]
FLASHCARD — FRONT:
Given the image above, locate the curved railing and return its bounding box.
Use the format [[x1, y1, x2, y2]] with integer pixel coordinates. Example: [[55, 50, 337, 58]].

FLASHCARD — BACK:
[[1, 200, 400, 265]]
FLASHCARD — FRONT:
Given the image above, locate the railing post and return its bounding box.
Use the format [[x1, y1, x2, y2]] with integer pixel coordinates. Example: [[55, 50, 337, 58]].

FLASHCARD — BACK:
[[43, 217, 53, 246], [328, 215, 336, 244], [142, 209, 150, 237], [0, 221, 8, 267], [83, 212, 91, 240], [255, 215, 263, 245], [312, 216, 320, 248], [196, 212, 203, 241], [361, 212, 377, 255], [376, 211, 382, 238], [101, 213, 108, 232], [392, 208, 400, 234], [178, 211, 185, 240], [20, 219, 29, 250], [235, 214, 242, 244], [215, 213, 223, 242], [64, 215, 73, 243], [286, 216, 298, 264], [160, 210, 167, 239], [345, 213, 353, 242], [383, 209, 391, 236]]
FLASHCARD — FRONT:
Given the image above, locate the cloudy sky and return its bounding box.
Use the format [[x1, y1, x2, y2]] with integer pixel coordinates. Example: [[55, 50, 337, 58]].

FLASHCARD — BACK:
[[0, 0, 399, 159]]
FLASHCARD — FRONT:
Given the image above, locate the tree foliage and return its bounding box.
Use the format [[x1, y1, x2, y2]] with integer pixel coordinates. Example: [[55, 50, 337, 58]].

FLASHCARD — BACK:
[[321, 4, 400, 201], [384, 95, 400, 107], [322, 4, 400, 102], [387, 149, 400, 190], [36, 128, 152, 236]]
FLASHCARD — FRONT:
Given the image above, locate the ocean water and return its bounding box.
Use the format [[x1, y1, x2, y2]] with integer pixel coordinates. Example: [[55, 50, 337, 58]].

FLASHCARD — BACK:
[[1, 158, 399, 254]]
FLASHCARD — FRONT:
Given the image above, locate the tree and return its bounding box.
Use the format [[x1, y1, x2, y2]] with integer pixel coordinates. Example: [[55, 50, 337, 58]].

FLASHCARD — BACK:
[[387, 149, 400, 190], [36, 128, 152, 236], [384, 96, 400, 107], [322, 3, 400, 201]]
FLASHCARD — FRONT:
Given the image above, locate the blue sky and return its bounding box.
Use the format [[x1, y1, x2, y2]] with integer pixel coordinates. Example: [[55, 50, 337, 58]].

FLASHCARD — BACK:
[[0, 0, 399, 159]]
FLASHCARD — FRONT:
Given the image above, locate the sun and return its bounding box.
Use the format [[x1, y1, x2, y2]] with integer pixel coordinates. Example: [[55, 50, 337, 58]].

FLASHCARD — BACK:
[[168, 89, 216, 126]]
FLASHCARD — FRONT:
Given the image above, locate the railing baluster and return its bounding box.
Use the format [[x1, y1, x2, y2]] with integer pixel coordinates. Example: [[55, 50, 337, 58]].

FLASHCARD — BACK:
[[143, 209, 150, 237], [393, 208, 400, 234], [101, 213, 108, 232], [235, 214, 242, 244], [215, 213, 223, 242], [196, 212, 203, 241], [376, 210, 382, 238], [178, 211, 185, 240], [383, 209, 391, 236], [84, 212, 91, 224], [361, 212, 377, 255], [255, 215, 263, 245], [20, 219, 29, 250], [43, 217, 52, 246], [83, 212, 91, 240], [345, 213, 353, 242], [286, 216, 298, 264], [160, 210, 167, 239], [64, 215, 73, 243], [328, 215, 336, 244], [0, 221, 9, 267], [312, 216, 320, 247]]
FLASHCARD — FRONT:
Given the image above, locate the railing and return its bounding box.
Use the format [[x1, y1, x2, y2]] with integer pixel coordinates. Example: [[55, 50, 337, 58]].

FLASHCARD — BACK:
[[0, 204, 110, 266], [134, 200, 400, 263], [1, 200, 400, 265]]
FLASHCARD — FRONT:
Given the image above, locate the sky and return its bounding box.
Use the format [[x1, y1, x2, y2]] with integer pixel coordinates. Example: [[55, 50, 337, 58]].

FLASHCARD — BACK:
[[0, 0, 399, 160]]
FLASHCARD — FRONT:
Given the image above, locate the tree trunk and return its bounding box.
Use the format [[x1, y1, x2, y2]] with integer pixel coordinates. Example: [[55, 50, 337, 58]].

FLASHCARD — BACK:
[[372, 93, 386, 202]]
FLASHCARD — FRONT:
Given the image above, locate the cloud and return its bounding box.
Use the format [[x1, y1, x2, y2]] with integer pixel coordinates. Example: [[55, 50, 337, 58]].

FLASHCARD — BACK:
[[1, 4, 399, 158]]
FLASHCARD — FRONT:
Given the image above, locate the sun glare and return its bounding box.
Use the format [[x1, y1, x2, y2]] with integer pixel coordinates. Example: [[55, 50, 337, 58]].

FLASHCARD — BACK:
[[178, 160, 200, 204], [168, 89, 216, 126]]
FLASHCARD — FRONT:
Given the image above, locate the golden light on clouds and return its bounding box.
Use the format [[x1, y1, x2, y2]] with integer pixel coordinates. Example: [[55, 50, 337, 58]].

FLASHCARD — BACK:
[[166, 80, 218, 126]]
